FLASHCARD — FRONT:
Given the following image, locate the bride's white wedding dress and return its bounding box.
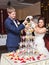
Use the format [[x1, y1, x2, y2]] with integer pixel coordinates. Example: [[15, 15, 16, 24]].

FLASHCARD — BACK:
[[34, 32, 49, 55]]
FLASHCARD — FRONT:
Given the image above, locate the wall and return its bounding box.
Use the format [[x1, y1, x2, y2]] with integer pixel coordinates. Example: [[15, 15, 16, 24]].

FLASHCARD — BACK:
[[0, 2, 41, 34], [16, 2, 41, 20]]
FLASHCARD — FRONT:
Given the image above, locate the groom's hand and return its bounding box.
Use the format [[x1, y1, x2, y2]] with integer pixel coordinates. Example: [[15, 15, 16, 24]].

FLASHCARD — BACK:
[[23, 20, 28, 25]]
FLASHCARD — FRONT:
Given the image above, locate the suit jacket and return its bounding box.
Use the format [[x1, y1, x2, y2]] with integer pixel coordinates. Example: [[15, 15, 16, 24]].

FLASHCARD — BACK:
[[4, 17, 25, 47]]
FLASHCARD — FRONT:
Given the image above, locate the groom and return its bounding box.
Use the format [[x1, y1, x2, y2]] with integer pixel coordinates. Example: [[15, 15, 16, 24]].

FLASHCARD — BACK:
[[5, 7, 28, 52]]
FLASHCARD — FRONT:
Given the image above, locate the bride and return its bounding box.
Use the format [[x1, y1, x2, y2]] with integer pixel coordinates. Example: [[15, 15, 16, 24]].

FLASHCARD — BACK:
[[33, 17, 49, 56], [24, 16, 49, 56]]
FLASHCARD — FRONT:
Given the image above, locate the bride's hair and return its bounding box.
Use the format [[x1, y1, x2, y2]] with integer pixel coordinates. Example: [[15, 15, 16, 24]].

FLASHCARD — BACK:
[[38, 17, 46, 27]]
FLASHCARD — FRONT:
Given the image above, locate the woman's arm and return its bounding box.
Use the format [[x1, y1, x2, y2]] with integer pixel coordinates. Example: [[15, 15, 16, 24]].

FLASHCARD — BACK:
[[34, 27, 46, 34]]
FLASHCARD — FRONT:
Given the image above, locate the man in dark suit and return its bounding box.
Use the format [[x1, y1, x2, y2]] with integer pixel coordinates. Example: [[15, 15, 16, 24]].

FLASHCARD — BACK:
[[4, 7, 27, 52]]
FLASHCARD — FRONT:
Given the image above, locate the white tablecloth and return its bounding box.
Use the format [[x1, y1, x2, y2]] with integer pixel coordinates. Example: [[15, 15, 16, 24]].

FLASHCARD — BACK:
[[1, 53, 49, 65]]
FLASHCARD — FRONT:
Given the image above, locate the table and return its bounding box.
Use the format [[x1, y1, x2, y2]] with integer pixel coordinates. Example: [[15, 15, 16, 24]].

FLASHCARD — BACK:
[[1, 53, 49, 65]]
